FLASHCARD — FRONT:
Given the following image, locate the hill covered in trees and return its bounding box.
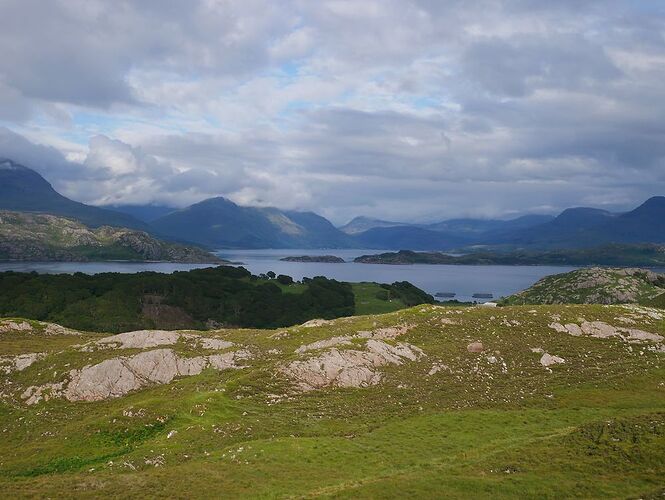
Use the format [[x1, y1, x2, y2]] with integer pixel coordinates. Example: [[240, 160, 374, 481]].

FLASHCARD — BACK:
[[0, 266, 433, 332]]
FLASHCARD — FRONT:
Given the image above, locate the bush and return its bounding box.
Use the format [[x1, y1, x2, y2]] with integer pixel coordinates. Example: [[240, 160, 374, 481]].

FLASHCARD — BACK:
[[277, 274, 294, 285]]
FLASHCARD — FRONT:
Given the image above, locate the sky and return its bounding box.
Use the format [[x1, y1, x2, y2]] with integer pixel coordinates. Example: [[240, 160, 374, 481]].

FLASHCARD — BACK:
[[0, 0, 664, 224]]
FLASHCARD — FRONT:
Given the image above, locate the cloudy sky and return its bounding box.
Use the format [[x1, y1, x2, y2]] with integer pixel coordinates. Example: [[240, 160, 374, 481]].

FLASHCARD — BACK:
[[1, 0, 664, 224]]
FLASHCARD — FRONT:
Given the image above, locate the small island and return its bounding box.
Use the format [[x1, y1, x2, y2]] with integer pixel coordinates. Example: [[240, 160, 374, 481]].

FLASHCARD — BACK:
[[280, 255, 346, 263]]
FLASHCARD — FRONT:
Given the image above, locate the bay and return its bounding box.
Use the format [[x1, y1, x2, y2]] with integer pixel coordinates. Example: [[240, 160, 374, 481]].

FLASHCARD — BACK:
[[5, 249, 657, 303]]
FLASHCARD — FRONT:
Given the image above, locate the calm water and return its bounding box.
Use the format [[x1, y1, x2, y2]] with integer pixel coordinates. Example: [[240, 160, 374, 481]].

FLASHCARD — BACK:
[[215, 249, 578, 302], [10, 249, 658, 302]]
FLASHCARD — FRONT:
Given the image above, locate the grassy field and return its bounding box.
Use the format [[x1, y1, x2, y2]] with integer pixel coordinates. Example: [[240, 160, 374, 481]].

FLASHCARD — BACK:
[[351, 282, 410, 315], [1, 303, 664, 498]]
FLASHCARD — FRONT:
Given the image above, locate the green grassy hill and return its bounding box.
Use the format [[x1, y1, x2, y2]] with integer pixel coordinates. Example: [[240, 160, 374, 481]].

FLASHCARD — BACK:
[[501, 267, 665, 306], [1, 303, 663, 498]]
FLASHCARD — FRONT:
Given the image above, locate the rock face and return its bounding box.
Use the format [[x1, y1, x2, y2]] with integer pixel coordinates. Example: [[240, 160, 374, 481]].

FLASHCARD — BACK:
[[548, 321, 663, 342], [23, 348, 250, 404], [283, 339, 425, 391]]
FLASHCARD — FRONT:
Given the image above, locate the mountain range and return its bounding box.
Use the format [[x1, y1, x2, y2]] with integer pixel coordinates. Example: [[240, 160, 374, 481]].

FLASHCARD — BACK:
[[0, 159, 663, 251]]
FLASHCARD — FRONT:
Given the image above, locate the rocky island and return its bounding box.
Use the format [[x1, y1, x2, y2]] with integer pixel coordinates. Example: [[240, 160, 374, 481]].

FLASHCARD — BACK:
[[280, 255, 346, 263]]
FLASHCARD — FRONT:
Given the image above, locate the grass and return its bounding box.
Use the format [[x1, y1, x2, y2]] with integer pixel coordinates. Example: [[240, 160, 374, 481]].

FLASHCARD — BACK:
[[351, 282, 409, 315], [1, 303, 664, 498]]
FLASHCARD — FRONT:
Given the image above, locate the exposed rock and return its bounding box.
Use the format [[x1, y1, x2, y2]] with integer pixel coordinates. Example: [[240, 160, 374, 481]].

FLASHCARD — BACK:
[[84, 330, 234, 352], [0, 320, 32, 333], [283, 340, 425, 391], [467, 342, 484, 353], [95, 330, 180, 349], [548, 321, 661, 342], [21, 382, 65, 405], [23, 348, 250, 404], [300, 319, 335, 328], [427, 362, 449, 376], [580, 321, 617, 338], [366, 324, 414, 340], [42, 323, 81, 336], [0, 352, 45, 374], [198, 337, 234, 350], [540, 353, 565, 367], [295, 336, 353, 353]]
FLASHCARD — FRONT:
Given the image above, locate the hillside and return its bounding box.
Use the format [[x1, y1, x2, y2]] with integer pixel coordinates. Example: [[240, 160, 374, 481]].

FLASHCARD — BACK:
[[1, 303, 663, 497], [501, 267, 665, 306], [0, 159, 148, 230], [152, 197, 353, 249], [0, 211, 222, 263]]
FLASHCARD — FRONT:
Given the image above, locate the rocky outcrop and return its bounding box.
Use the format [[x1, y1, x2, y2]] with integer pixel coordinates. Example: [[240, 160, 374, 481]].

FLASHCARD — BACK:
[[548, 321, 663, 342], [540, 353, 565, 367], [22, 348, 251, 404], [82, 330, 235, 351], [0, 320, 33, 333], [283, 339, 425, 391], [0, 352, 45, 374]]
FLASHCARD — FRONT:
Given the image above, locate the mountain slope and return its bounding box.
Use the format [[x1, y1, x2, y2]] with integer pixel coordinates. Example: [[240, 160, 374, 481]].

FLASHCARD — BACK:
[[0, 211, 221, 263], [493, 207, 617, 248], [151, 197, 353, 249], [495, 197, 665, 249], [599, 196, 665, 244], [103, 204, 178, 223], [0, 159, 149, 230], [339, 216, 407, 234]]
